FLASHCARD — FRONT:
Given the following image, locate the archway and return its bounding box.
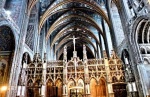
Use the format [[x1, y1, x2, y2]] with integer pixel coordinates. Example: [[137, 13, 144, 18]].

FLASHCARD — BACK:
[[67, 79, 76, 97], [46, 79, 54, 97], [131, 17, 150, 96], [0, 25, 15, 97], [27, 79, 42, 97], [90, 78, 97, 97], [27, 79, 34, 97], [121, 49, 130, 68], [55, 79, 63, 97], [97, 78, 107, 97]]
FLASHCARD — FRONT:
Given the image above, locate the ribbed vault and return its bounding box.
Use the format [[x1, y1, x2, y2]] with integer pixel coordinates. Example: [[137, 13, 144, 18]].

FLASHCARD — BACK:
[[36, 0, 113, 60]]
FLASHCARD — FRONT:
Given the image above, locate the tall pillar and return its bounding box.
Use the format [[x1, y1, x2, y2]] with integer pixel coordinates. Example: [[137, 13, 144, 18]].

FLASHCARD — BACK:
[[63, 84, 68, 97], [108, 83, 114, 97], [63, 66, 68, 97], [63, 46, 68, 97], [85, 84, 90, 94], [104, 51, 114, 97], [47, 39, 51, 61], [84, 49, 90, 97], [41, 62, 47, 97]]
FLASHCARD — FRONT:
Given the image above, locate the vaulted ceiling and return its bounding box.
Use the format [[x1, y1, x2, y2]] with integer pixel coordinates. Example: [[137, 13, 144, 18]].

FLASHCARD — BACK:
[[28, 0, 119, 60]]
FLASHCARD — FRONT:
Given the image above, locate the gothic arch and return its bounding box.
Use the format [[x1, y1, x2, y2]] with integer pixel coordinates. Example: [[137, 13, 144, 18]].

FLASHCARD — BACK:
[[140, 47, 146, 54], [0, 21, 19, 44], [22, 52, 31, 65], [28, 63, 35, 68], [67, 78, 76, 96], [131, 16, 150, 63], [77, 79, 84, 87], [45, 13, 104, 41], [55, 78, 63, 85], [0, 25, 16, 97], [112, 76, 118, 83], [97, 78, 107, 97], [27, 79, 33, 86], [46, 79, 54, 85], [143, 58, 150, 64], [27, 0, 38, 16], [46, 79, 54, 97], [55, 79, 63, 97], [147, 47, 150, 54], [90, 78, 97, 97], [67, 61, 74, 66], [121, 49, 130, 66], [77, 61, 83, 66], [51, 25, 100, 48], [131, 16, 149, 49]]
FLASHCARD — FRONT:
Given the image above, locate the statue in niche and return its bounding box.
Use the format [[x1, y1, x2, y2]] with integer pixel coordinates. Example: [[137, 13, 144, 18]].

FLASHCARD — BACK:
[[0, 62, 6, 82]]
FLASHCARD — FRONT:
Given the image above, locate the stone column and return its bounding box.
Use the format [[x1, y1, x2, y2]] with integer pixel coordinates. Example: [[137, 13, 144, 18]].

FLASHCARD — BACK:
[[127, 82, 139, 97], [41, 63, 47, 97], [84, 63, 90, 97], [63, 66, 67, 97], [63, 84, 68, 97], [85, 83, 90, 97], [41, 85, 46, 97], [108, 83, 114, 97], [104, 51, 114, 97]]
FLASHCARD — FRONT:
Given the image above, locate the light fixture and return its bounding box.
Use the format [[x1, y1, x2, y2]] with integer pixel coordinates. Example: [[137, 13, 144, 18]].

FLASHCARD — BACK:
[[1, 86, 7, 91]]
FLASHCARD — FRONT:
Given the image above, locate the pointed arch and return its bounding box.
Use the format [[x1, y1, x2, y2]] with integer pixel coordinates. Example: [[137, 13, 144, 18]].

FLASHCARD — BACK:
[[97, 78, 107, 97], [90, 78, 97, 97], [0, 25, 16, 97], [55, 78, 63, 97]]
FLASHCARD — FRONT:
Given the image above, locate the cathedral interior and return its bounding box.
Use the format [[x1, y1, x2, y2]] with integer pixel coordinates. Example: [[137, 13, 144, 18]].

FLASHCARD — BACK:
[[0, 0, 150, 97]]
